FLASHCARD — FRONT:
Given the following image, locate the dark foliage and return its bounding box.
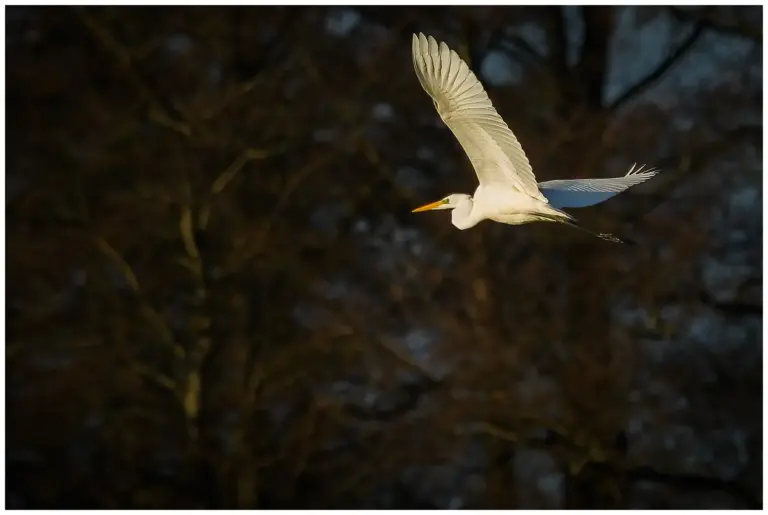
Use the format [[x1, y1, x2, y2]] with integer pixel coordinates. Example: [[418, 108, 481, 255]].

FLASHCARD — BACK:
[[6, 6, 762, 509]]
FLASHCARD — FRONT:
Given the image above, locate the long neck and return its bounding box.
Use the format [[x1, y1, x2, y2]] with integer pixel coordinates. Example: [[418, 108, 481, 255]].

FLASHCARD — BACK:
[[451, 197, 479, 230]]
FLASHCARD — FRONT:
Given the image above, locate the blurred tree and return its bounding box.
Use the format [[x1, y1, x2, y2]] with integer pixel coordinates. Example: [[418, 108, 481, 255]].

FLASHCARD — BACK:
[[6, 5, 762, 509]]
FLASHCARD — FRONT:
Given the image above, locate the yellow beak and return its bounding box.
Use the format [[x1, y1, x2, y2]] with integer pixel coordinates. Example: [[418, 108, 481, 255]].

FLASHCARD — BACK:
[[411, 200, 444, 213]]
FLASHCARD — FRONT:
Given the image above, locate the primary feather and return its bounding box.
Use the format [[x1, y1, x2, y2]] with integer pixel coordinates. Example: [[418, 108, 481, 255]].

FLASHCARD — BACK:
[[411, 33, 547, 202], [538, 163, 660, 209]]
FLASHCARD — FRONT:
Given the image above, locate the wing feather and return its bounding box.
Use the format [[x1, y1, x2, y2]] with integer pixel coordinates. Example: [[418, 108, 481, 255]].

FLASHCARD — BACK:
[[538, 164, 660, 209], [412, 33, 545, 201]]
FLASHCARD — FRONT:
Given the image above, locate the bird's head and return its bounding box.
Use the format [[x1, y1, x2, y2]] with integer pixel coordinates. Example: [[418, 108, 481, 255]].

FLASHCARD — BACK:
[[411, 193, 471, 212]]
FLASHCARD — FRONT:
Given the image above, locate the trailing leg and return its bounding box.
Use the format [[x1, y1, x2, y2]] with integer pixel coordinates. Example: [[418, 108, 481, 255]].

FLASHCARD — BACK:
[[561, 219, 634, 245]]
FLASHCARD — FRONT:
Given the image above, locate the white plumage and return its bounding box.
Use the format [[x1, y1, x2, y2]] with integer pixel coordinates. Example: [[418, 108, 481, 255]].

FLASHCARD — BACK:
[[538, 163, 660, 209], [411, 32, 545, 201], [409, 33, 659, 244]]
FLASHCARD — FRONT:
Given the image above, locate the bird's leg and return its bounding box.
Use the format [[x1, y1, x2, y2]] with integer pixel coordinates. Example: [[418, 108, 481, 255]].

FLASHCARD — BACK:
[[561, 219, 635, 246], [536, 211, 633, 245]]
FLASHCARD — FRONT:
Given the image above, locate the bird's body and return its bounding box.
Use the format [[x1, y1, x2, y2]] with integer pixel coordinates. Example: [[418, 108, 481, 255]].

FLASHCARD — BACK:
[[446, 187, 564, 230], [409, 33, 659, 243]]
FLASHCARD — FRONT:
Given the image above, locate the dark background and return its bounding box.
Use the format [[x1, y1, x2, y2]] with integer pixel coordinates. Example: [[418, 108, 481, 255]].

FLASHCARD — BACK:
[[6, 5, 763, 509]]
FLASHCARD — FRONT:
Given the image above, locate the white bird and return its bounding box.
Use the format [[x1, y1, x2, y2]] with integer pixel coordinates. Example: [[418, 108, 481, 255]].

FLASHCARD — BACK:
[[409, 33, 659, 244]]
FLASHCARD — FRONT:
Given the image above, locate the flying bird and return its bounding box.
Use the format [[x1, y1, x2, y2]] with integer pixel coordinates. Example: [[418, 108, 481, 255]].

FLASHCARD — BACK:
[[409, 33, 659, 244]]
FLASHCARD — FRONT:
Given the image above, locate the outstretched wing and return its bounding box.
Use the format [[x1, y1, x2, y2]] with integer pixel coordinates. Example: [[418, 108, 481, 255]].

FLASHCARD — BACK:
[[411, 33, 546, 201], [538, 164, 659, 209]]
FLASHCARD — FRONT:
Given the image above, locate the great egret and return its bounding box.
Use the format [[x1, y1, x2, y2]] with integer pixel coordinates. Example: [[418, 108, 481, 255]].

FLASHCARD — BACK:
[[410, 33, 659, 244]]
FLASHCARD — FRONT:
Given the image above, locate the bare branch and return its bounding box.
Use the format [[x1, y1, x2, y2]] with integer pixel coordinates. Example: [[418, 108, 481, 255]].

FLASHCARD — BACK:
[[500, 35, 545, 64], [609, 21, 705, 111], [72, 6, 192, 137], [133, 361, 178, 393], [176, 173, 214, 441], [342, 377, 442, 422], [469, 420, 761, 509], [93, 236, 185, 360], [210, 149, 272, 196], [541, 6, 569, 78], [697, 290, 762, 317], [669, 6, 762, 42], [577, 7, 615, 109], [223, 124, 367, 274], [179, 207, 200, 261], [602, 463, 761, 509]]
